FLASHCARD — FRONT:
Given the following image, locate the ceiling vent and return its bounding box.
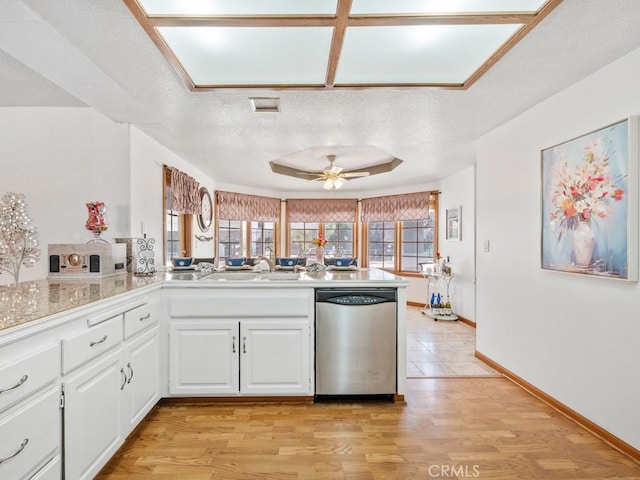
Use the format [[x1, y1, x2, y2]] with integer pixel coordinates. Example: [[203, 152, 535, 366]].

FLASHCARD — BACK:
[[249, 97, 280, 113]]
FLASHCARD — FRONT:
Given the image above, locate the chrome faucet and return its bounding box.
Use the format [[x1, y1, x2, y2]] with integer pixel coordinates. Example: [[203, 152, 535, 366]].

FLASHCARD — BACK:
[[264, 244, 275, 258], [255, 255, 276, 272]]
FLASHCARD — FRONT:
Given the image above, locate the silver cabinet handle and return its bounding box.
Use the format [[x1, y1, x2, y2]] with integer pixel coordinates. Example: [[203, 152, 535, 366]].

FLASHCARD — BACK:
[[242, 336, 247, 354], [139, 313, 151, 322], [0, 374, 28, 395], [127, 362, 134, 384], [0, 438, 28, 464], [120, 368, 127, 390], [232, 336, 236, 354], [90, 335, 108, 347]]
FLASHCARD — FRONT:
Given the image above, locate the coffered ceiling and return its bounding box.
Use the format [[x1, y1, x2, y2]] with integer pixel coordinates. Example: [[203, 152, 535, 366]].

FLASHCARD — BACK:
[[125, 0, 559, 90], [2, 1, 640, 196]]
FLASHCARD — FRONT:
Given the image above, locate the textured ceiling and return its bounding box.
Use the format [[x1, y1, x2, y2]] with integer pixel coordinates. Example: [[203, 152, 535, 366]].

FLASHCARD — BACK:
[[2, 0, 640, 197]]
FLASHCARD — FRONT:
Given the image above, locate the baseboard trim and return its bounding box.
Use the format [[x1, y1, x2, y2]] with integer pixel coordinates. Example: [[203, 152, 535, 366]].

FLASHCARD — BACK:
[[407, 300, 423, 308], [457, 315, 475, 328], [160, 396, 314, 404], [475, 351, 640, 464]]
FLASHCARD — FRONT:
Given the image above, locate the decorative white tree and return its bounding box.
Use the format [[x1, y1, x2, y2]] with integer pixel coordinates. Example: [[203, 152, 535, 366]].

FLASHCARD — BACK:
[[0, 192, 40, 284]]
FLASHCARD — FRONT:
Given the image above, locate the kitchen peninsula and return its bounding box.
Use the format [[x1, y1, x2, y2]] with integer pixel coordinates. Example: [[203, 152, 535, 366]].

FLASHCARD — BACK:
[[0, 268, 408, 480]]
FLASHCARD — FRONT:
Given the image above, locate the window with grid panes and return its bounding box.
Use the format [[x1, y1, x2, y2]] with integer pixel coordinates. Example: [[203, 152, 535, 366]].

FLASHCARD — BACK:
[[289, 222, 319, 257], [323, 223, 353, 256], [217, 220, 243, 265], [165, 210, 180, 264], [401, 215, 435, 272], [368, 221, 395, 269], [163, 173, 192, 265], [250, 221, 275, 257]]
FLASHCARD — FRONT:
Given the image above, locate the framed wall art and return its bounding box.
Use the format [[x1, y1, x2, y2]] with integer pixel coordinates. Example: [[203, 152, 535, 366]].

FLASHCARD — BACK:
[[541, 117, 638, 280], [445, 206, 461, 241]]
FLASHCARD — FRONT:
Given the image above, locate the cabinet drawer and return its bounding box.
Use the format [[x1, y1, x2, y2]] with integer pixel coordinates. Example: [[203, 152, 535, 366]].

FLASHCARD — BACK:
[[29, 455, 60, 480], [62, 315, 123, 374], [124, 301, 159, 340], [0, 387, 60, 480], [0, 344, 59, 414]]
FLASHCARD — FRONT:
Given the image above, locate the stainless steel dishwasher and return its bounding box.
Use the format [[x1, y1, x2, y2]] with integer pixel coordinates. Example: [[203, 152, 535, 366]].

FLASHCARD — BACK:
[[315, 288, 397, 396]]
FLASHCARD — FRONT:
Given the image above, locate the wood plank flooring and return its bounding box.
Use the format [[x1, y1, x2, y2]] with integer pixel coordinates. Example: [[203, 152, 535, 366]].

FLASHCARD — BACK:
[[97, 378, 640, 479]]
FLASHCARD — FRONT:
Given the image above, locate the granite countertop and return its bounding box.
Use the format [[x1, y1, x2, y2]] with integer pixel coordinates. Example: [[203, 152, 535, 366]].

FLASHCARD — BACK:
[[0, 274, 163, 332], [0, 268, 408, 333]]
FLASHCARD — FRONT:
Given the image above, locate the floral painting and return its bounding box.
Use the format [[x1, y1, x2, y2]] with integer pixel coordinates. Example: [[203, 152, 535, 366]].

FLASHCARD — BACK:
[[541, 118, 638, 280]]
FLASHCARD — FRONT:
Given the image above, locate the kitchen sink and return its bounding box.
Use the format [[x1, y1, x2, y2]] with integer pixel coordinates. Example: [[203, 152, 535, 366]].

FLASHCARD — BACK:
[[200, 272, 259, 281], [258, 272, 300, 280]]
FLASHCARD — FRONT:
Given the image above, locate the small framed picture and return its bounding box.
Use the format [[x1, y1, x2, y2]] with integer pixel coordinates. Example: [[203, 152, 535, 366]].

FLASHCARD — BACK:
[[445, 206, 461, 241]]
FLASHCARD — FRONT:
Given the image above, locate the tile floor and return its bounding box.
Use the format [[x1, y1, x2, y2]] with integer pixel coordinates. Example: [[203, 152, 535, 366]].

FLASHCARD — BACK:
[[406, 305, 501, 377]]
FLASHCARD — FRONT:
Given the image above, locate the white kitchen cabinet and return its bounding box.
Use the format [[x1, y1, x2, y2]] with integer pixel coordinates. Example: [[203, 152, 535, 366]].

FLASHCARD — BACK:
[[169, 320, 239, 395], [122, 324, 160, 433], [63, 347, 123, 480], [62, 295, 161, 480], [240, 319, 310, 395], [0, 386, 61, 480], [0, 331, 62, 480], [167, 286, 315, 397], [169, 318, 311, 396]]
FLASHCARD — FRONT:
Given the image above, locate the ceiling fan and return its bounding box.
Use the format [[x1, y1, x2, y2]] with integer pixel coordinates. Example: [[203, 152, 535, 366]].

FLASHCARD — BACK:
[[298, 155, 369, 190], [269, 154, 403, 190]]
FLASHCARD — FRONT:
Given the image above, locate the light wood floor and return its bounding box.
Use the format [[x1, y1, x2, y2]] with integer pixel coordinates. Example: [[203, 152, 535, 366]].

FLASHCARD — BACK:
[[98, 378, 640, 479]]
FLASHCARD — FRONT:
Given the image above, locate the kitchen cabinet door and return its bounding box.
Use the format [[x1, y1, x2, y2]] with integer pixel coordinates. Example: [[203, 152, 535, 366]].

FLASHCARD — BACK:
[[63, 347, 123, 480], [169, 320, 239, 395], [240, 319, 311, 396], [122, 325, 160, 435]]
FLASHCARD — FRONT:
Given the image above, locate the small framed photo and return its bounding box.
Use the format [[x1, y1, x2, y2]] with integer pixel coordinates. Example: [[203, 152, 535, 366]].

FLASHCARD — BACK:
[[445, 206, 461, 241]]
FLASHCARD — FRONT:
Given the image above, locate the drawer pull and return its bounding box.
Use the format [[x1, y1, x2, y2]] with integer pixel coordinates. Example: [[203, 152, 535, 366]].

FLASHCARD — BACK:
[[89, 335, 108, 347], [232, 336, 236, 354], [0, 438, 28, 464], [120, 368, 127, 390], [0, 374, 28, 395], [139, 313, 151, 322], [242, 336, 247, 354], [127, 362, 134, 384]]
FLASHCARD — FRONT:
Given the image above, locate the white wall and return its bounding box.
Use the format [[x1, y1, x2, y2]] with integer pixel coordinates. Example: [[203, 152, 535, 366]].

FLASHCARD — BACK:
[[0, 108, 130, 285], [438, 165, 476, 321], [129, 127, 216, 267], [476, 46, 640, 449]]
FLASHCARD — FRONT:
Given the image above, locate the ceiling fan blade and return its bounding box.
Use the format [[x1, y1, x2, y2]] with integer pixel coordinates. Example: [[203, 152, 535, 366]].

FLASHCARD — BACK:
[[296, 171, 324, 177], [342, 171, 370, 178]]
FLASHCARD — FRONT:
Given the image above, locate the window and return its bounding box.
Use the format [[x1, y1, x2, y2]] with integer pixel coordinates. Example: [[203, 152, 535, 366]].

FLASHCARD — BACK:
[[250, 221, 275, 257], [163, 168, 192, 265], [217, 220, 277, 265], [401, 216, 435, 271], [217, 220, 243, 265], [363, 192, 438, 273], [324, 223, 354, 256], [289, 222, 319, 257], [368, 221, 395, 269]]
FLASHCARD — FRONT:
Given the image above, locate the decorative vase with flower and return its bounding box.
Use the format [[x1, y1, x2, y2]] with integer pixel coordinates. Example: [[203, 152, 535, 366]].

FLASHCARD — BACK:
[[86, 201, 109, 243], [312, 236, 327, 264], [572, 219, 595, 267], [434, 251, 442, 274]]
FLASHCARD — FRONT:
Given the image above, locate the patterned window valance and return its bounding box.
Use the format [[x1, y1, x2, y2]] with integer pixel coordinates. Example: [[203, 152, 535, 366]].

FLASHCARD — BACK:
[[361, 191, 436, 222], [287, 198, 357, 223], [170, 167, 200, 214], [217, 191, 281, 222]]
